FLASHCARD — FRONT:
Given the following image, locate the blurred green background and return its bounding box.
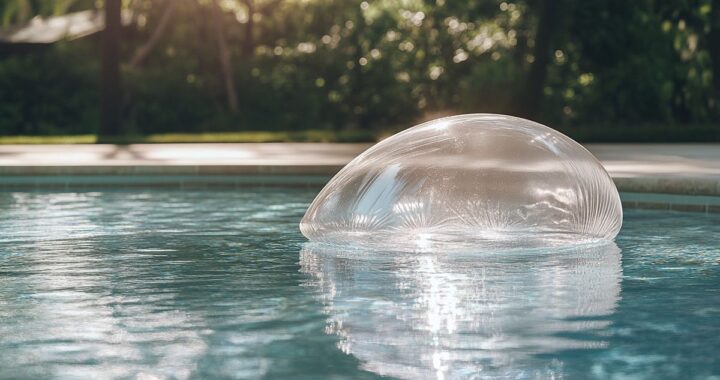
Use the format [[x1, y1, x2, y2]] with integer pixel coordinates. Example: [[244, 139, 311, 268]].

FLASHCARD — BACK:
[[0, 0, 719, 143]]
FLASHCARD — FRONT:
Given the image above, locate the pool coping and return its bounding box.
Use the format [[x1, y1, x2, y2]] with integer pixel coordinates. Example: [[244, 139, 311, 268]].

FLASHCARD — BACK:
[[0, 142, 718, 212]]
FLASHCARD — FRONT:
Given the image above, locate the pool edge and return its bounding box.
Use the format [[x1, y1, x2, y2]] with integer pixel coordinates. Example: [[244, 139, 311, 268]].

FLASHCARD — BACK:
[[1, 166, 719, 213]]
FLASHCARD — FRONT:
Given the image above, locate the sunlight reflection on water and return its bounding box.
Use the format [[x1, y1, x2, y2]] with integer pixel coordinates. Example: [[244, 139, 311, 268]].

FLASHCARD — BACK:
[[300, 243, 622, 379]]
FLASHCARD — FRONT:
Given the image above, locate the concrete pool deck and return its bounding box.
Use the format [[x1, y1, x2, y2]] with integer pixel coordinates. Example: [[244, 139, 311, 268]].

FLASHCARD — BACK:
[[0, 143, 719, 212]]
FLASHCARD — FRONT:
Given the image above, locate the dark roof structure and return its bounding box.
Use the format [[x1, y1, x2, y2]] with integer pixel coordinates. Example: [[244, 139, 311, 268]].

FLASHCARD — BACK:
[[0, 9, 131, 45]]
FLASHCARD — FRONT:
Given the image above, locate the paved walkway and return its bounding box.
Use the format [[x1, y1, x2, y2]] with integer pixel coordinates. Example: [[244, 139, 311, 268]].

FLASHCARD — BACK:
[[0, 143, 719, 197]]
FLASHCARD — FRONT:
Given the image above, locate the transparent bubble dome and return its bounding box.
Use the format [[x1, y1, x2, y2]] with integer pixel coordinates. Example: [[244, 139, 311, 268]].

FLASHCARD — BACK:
[[300, 114, 622, 250]]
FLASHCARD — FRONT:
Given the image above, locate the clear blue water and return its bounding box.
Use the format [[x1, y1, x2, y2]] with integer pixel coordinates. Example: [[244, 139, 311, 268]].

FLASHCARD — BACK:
[[0, 189, 718, 379]]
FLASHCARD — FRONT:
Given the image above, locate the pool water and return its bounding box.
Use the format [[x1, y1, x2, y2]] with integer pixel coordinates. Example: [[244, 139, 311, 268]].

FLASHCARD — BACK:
[[0, 189, 718, 379]]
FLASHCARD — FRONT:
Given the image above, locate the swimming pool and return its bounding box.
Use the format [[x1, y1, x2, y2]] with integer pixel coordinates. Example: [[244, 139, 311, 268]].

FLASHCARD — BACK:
[[0, 189, 718, 379]]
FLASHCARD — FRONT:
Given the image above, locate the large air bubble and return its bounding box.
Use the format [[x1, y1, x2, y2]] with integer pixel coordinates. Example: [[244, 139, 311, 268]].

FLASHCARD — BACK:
[[300, 114, 622, 250]]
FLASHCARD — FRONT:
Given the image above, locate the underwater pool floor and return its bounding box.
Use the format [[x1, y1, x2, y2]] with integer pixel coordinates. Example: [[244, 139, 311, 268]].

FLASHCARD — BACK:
[[0, 189, 718, 379]]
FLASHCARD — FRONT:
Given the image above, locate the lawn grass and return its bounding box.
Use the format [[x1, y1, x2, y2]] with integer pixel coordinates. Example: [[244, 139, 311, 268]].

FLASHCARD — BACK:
[[0, 130, 377, 144], [0, 135, 98, 144], [143, 130, 375, 143]]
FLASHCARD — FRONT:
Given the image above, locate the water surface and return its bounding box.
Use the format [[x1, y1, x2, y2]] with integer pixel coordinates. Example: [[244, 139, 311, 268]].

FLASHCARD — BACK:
[[0, 189, 718, 379]]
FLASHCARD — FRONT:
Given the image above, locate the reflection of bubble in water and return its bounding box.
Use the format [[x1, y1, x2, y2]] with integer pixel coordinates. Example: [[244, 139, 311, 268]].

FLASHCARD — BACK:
[[301, 114, 622, 250], [300, 243, 622, 379]]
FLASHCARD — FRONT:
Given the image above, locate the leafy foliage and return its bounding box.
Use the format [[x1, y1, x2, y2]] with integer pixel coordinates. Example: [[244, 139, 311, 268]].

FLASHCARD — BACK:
[[0, 0, 718, 139]]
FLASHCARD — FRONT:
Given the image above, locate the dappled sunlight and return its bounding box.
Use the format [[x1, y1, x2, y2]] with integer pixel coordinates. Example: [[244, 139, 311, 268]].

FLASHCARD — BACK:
[[3, 0, 716, 136]]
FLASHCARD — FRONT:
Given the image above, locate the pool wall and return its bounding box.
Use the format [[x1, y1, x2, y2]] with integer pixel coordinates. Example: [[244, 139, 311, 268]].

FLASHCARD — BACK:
[[1, 168, 719, 214]]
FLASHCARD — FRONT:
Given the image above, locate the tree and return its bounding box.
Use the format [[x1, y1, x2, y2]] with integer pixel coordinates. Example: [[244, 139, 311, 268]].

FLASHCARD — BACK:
[[128, 0, 177, 70], [100, 0, 122, 137], [710, 0, 720, 116], [519, 0, 563, 119], [210, 0, 239, 113], [241, 0, 255, 56]]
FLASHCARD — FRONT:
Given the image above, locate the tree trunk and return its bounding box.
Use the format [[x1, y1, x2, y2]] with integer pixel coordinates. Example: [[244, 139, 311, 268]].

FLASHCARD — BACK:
[[101, 0, 122, 137], [128, 0, 177, 70], [519, 0, 561, 120], [348, 2, 367, 129], [242, 0, 254, 56], [211, 0, 239, 113], [709, 0, 720, 118]]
